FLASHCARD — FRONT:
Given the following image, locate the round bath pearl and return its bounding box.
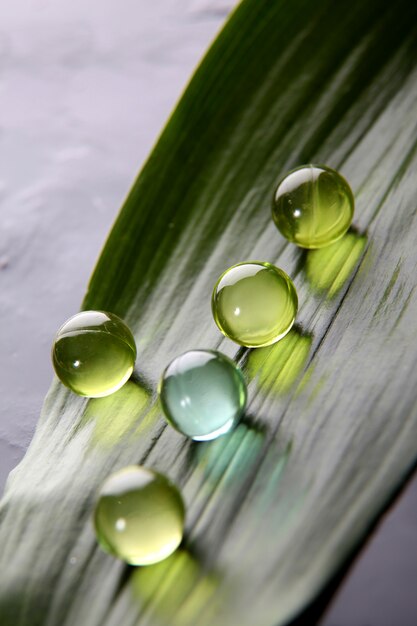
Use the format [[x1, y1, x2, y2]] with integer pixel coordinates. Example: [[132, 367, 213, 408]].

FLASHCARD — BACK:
[[94, 466, 185, 566], [272, 164, 354, 249], [159, 350, 247, 441], [212, 262, 297, 347], [52, 310, 136, 397]]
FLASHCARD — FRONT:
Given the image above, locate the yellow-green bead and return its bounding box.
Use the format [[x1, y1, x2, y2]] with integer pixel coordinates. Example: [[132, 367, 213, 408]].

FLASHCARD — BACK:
[[272, 164, 354, 249], [94, 466, 185, 566], [52, 310, 136, 398], [212, 261, 298, 348]]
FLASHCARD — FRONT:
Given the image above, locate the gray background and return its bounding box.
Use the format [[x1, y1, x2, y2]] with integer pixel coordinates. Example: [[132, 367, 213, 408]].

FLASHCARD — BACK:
[[0, 1, 416, 625]]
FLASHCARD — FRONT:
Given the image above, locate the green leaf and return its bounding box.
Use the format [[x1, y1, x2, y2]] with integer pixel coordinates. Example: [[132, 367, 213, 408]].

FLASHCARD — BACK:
[[1, 0, 417, 625]]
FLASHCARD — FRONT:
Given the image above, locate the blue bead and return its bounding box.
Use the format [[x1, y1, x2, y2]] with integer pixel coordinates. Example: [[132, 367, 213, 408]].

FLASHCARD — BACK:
[[159, 350, 247, 441]]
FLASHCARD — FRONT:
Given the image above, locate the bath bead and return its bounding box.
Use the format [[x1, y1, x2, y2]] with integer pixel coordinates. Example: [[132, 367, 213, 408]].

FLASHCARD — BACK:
[[272, 164, 354, 249], [52, 310, 136, 397], [159, 350, 247, 440], [94, 466, 185, 565], [212, 262, 297, 347]]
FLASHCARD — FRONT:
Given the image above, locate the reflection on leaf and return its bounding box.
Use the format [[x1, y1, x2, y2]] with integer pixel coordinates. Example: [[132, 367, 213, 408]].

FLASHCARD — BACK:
[[245, 328, 312, 395], [305, 230, 367, 298], [80, 381, 151, 448], [183, 420, 267, 560], [131, 549, 219, 626], [230, 440, 294, 548], [193, 419, 265, 485]]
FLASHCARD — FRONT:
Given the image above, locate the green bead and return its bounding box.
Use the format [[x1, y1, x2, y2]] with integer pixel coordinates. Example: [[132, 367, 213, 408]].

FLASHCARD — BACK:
[[94, 466, 185, 566], [212, 262, 298, 347], [159, 350, 247, 441], [52, 310, 136, 397], [272, 164, 354, 249]]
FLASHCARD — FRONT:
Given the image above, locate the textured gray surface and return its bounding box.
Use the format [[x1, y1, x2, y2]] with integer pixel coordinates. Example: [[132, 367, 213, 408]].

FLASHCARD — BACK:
[[0, 2, 416, 625], [323, 478, 417, 626]]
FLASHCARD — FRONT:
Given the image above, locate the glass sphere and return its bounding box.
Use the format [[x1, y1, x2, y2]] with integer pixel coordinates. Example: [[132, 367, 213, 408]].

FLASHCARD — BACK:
[[52, 310, 136, 397], [159, 350, 247, 441], [94, 465, 185, 565], [272, 164, 354, 249], [212, 262, 298, 347]]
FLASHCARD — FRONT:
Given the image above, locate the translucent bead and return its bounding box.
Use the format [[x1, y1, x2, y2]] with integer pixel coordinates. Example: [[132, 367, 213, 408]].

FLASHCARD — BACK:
[[52, 310, 136, 397], [212, 262, 297, 347], [94, 466, 185, 565], [272, 164, 354, 249], [159, 350, 247, 440]]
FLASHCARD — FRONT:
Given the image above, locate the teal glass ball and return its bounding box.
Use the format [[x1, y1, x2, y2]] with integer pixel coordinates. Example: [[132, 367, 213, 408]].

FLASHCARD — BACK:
[[158, 350, 247, 441]]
